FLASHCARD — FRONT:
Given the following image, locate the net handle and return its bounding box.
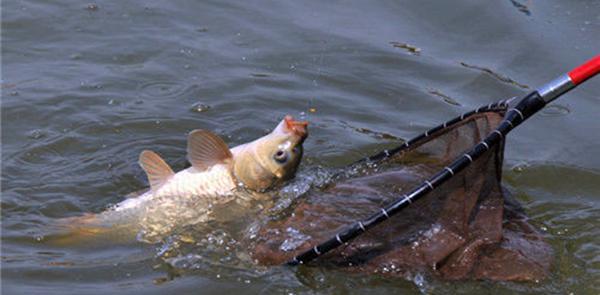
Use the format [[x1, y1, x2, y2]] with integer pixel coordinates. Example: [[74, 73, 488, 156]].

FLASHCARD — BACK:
[[287, 54, 599, 266], [539, 54, 600, 103], [569, 54, 600, 85]]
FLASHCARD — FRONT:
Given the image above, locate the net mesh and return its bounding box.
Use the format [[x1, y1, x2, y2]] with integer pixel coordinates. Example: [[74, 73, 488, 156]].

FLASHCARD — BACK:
[[248, 109, 552, 281]]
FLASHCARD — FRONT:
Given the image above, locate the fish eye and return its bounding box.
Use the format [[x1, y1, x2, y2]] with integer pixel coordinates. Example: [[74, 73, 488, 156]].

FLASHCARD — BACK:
[[274, 150, 288, 163]]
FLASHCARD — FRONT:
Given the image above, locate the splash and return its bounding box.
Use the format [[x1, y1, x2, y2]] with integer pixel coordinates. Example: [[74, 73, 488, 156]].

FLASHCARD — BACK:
[[280, 227, 311, 252], [269, 166, 334, 215]]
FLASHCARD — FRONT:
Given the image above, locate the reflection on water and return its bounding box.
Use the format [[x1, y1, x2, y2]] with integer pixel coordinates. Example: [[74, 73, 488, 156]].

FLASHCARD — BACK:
[[2, 0, 599, 294]]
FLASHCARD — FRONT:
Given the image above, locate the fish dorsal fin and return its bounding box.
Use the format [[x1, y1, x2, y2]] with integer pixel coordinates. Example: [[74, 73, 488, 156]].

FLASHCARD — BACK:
[[187, 129, 233, 170], [139, 150, 175, 191]]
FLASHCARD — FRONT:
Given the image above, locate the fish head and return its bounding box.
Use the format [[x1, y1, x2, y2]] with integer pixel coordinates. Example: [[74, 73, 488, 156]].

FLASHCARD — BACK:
[[233, 115, 308, 191]]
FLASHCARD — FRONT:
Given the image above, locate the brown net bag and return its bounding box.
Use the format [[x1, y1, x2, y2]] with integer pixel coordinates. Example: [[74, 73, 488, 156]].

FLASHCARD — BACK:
[[248, 104, 552, 281]]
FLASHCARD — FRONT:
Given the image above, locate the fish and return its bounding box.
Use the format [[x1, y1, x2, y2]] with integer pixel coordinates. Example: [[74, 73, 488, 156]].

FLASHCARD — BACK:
[[52, 115, 308, 244]]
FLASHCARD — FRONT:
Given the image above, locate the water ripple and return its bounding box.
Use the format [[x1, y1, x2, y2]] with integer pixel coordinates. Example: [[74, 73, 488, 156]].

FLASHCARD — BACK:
[[138, 81, 189, 99]]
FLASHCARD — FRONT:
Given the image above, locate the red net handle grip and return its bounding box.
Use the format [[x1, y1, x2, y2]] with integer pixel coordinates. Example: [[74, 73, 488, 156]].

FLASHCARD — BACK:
[[568, 54, 600, 85]]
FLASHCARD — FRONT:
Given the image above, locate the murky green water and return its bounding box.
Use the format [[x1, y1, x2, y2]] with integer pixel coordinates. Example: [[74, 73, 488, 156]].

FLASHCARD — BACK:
[[2, 1, 599, 294]]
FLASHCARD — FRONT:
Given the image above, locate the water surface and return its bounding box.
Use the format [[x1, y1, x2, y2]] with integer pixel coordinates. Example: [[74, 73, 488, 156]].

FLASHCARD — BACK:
[[2, 1, 599, 294]]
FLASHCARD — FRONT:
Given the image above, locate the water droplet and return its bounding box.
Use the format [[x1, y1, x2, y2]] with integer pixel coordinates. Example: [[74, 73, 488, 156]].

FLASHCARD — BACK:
[[190, 102, 211, 113], [27, 129, 46, 140], [70, 53, 82, 60], [413, 273, 425, 288], [85, 3, 99, 11], [512, 162, 530, 173]]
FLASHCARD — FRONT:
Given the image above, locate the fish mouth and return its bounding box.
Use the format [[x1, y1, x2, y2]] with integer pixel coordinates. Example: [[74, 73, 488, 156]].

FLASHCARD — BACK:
[[283, 115, 308, 138]]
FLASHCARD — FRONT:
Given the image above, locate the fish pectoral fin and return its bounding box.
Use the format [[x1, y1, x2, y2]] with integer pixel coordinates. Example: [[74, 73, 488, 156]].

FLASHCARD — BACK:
[[139, 150, 175, 190], [187, 129, 233, 170]]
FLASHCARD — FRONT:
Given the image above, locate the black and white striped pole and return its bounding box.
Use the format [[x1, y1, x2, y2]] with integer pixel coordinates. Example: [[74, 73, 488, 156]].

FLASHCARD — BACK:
[[288, 54, 600, 266]]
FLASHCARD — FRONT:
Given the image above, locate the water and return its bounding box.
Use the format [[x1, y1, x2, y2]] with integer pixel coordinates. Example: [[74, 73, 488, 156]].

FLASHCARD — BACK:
[[2, 0, 599, 294]]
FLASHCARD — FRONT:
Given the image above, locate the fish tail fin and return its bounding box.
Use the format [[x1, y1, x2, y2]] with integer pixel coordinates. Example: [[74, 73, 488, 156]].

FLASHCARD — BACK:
[[48, 214, 112, 246]]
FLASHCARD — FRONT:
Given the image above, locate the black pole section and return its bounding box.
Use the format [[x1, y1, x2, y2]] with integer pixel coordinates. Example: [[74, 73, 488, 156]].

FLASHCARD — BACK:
[[288, 91, 547, 266]]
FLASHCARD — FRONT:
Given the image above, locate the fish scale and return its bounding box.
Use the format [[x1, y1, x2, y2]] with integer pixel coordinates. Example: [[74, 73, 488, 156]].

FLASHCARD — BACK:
[[112, 165, 236, 214], [156, 165, 236, 199]]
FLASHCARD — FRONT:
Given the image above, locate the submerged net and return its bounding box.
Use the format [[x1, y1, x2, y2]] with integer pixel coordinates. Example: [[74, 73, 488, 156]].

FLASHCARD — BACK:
[[248, 102, 552, 281]]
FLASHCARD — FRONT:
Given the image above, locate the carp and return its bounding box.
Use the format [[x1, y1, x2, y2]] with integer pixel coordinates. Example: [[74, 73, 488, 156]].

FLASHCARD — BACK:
[[54, 115, 308, 244]]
